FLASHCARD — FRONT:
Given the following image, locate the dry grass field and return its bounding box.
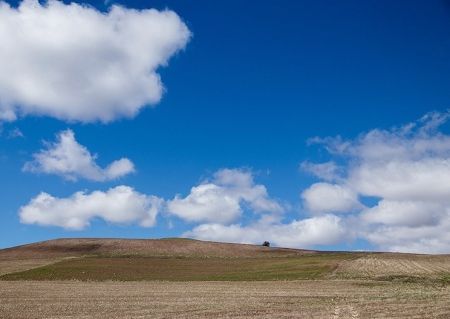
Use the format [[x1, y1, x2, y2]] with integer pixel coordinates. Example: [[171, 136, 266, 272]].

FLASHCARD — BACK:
[[0, 238, 449, 318]]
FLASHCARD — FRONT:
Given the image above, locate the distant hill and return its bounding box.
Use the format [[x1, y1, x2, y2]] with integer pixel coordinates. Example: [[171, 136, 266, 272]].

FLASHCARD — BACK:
[[1, 238, 449, 282], [0, 238, 316, 259]]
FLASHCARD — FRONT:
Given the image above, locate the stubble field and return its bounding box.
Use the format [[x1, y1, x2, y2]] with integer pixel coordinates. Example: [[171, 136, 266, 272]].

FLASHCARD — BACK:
[[0, 238, 449, 318], [1, 280, 449, 318]]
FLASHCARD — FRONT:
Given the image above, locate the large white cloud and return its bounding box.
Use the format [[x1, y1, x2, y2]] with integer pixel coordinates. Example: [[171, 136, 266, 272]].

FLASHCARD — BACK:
[[23, 129, 135, 181], [0, 0, 191, 122], [166, 169, 283, 224], [361, 200, 446, 227], [20, 185, 163, 230], [301, 182, 362, 214], [303, 111, 450, 253], [363, 220, 450, 254], [184, 214, 346, 248]]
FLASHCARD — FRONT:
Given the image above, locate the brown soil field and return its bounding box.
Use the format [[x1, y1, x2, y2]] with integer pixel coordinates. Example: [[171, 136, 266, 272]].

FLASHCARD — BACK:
[[1, 238, 449, 318], [1, 280, 449, 318], [334, 253, 450, 280]]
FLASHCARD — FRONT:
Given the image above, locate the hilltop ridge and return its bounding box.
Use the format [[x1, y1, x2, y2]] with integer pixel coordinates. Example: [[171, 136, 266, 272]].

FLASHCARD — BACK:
[[0, 237, 316, 259]]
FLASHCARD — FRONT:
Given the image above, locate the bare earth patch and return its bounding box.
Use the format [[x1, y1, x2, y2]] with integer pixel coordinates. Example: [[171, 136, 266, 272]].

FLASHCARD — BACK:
[[334, 253, 450, 280], [0, 259, 61, 276], [0, 280, 449, 319]]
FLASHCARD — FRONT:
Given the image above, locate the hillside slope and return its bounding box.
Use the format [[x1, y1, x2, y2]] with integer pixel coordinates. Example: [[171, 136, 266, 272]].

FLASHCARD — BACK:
[[1, 238, 449, 282], [0, 238, 322, 279], [0, 238, 315, 260]]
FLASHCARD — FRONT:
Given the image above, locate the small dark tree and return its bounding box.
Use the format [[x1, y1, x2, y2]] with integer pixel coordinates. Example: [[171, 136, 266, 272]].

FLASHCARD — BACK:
[[262, 241, 270, 247]]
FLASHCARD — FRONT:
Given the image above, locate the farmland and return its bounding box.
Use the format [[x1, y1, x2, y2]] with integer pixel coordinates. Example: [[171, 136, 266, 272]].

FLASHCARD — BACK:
[[0, 238, 449, 318], [1, 280, 449, 318]]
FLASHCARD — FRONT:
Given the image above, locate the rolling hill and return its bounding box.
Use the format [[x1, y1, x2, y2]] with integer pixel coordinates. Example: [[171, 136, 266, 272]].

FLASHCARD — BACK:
[[0, 238, 449, 282], [0, 237, 316, 259]]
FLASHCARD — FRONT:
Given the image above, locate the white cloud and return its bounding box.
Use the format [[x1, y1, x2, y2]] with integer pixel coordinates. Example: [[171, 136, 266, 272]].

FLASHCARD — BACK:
[[20, 185, 163, 230], [174, 169, 347, 249], [349, 159, 450, 201], [362, 218, 450, 254], [23, 129, 135, 181], [184, 214, 346, 248], [301, 182, 362, 214], [305, 111, 450, 253], [0, 0, 191, 122], [361, 200, 446, 227], [300, 161, 341, 182], [167, 169, 283, 224], [167, 183, 242, 224]]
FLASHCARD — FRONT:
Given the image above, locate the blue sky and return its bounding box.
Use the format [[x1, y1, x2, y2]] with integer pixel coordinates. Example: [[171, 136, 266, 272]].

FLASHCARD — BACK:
[[2, 0, 450, 252]]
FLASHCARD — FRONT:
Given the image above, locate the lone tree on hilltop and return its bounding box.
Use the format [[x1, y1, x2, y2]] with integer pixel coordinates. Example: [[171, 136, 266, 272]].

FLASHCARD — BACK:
[[262, 241, 270, 247]]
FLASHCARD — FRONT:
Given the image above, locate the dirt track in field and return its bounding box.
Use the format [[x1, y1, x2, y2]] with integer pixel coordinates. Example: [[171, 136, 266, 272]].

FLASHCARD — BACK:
[[1, 280, 449, 319]]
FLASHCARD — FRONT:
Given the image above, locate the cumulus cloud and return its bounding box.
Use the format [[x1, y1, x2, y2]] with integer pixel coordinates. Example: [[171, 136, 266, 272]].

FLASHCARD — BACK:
[[0, 0, 191, 122], [185, 214, 346, 248], [20, 185, 163, 230], [361, 200, 446, 227], [166, 169, 283, 224], [173, 169, 347, 249], [304, 111, 450, 253], [301, 182, 362, 214], [23, 129, 135, 181], [363, 220, 450, 254]]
